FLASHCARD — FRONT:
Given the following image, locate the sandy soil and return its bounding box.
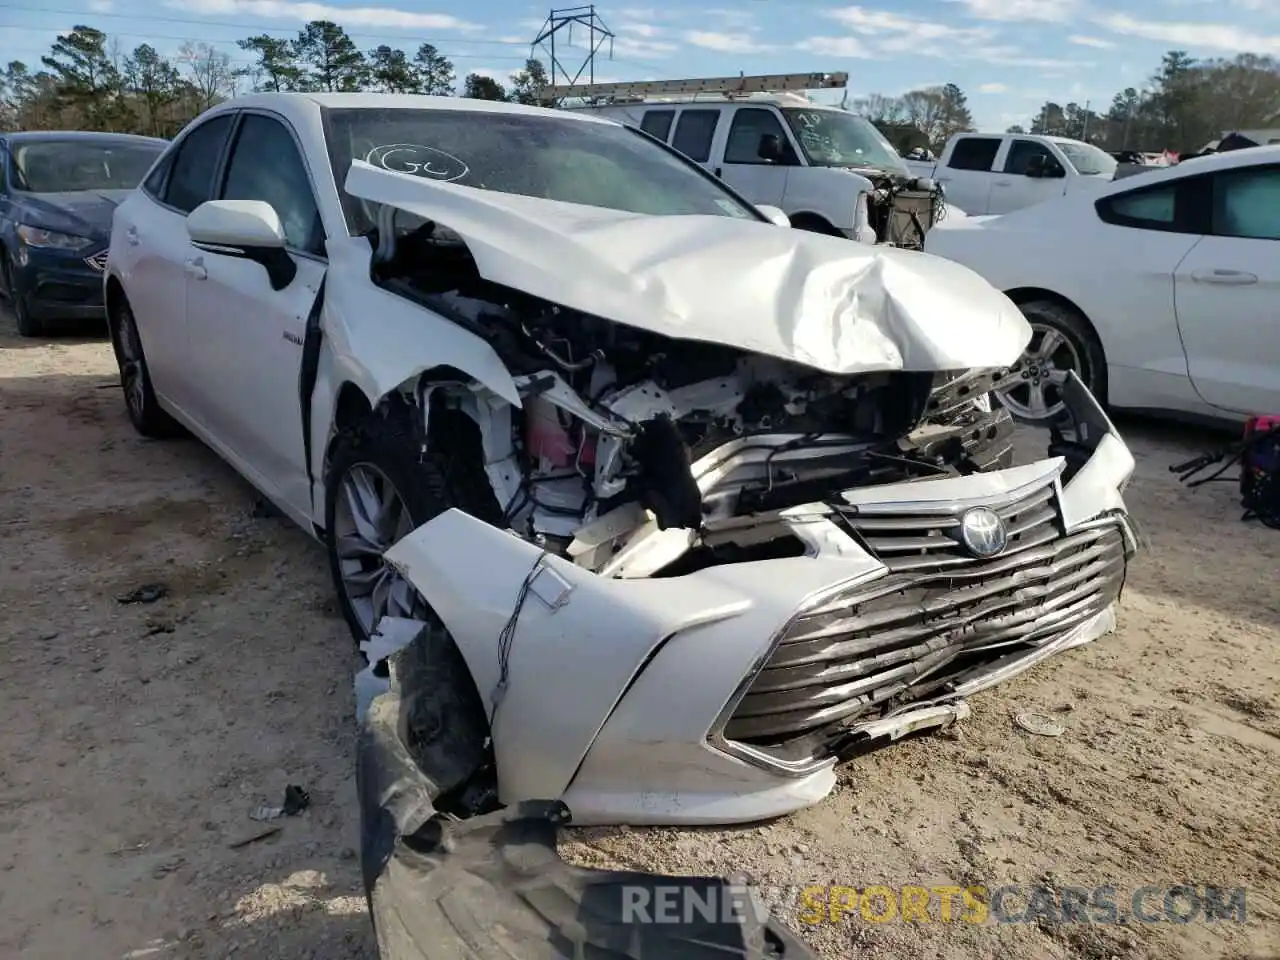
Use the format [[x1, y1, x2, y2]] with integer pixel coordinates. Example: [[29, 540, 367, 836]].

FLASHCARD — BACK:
[[0, 309, 1277, 960]]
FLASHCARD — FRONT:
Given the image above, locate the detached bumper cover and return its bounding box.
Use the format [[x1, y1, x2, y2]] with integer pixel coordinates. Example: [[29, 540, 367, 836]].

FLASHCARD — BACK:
[[384, 373, 1138, 826], [357, 635, 820, 960]]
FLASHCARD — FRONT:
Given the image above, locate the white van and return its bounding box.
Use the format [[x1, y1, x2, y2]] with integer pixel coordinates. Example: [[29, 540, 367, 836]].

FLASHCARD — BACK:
[[543, 73, 955, 248]]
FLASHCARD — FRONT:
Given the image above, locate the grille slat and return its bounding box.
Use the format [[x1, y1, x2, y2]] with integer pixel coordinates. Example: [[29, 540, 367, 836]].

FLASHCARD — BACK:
[[724, 477, 1130, 745]]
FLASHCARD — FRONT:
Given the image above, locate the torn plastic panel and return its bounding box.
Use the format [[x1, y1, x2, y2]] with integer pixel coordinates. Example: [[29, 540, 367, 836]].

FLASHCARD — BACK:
[[356, 628, 821, 960]]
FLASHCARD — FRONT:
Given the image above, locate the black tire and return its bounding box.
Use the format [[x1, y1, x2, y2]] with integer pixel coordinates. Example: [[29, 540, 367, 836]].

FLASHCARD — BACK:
[[2, 252, 44, 338], [324, 405, 503, 648], [108, 294, 183, 438], [997, 298, 1107, 423]]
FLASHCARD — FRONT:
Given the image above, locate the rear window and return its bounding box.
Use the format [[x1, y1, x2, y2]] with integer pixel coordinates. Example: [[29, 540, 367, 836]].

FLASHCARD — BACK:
[[639, 110, 675, 142], [321, 107, 759, 235], [947, 137, 1001, 172]]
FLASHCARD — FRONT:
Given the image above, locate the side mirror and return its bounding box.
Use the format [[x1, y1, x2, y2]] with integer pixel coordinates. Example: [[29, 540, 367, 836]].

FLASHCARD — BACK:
[[757, 133, 785, 163], [186, 199, 297, 291], [755, 204, 790, 227]]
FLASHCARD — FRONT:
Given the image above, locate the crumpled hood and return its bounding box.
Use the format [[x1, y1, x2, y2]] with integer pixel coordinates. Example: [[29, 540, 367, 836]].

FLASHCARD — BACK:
[[345, 160, 1031, 376]]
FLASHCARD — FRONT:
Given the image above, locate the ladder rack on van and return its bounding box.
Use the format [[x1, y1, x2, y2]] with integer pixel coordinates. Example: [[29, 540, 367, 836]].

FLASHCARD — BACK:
[[537, 71, 848, 104]]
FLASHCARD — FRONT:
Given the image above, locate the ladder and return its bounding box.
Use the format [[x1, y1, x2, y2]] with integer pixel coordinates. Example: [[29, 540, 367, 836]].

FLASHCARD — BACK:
[[537, 71, 848, 104]]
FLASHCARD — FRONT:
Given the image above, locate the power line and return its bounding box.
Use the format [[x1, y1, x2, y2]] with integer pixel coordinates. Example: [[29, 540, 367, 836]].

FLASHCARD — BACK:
[[0, 2, 660, 69], [0, 3, 532, 49], [0, 22, 531, 64]]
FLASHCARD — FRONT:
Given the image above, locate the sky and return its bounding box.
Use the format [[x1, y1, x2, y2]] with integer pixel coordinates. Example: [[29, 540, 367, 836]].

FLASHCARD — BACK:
[[3, 0, 1279, 129]]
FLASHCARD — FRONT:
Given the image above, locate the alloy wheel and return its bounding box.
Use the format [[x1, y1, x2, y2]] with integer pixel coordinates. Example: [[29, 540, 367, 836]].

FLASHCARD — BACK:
[[115, 306, 148, 421], [996, 322, 1084, 421], [333, 462, 425, 636]]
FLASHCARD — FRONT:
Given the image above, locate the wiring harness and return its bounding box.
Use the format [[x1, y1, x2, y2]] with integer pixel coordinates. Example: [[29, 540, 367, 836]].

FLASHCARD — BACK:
[[1171, 417, 1280, 530]]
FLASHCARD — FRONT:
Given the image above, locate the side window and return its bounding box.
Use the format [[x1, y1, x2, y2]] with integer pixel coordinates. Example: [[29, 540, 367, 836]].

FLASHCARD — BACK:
[[947, 137, 1001, 172], [220, 114, 324, 255], [639, 110, 675, 142], [164, 114, 234, 213], [142, 152, 173, 199], [1003, 139, 1054, 175], [670, 109, 720, 163], [724, 108, 792, 165], [1211, 166, 1280, 241], [1097, 183, 1179, 228]]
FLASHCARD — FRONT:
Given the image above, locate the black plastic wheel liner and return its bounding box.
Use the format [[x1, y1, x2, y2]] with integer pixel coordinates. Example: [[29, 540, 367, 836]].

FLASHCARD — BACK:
[[356, 634, 821, 960]]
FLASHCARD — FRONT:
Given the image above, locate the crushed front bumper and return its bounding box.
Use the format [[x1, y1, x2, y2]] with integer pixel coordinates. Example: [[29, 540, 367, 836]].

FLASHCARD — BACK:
[[383, 375, 1139, 826]]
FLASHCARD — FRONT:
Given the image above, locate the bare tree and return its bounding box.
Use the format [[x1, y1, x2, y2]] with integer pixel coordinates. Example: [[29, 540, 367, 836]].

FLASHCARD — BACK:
[[178, 41, 241, 113]]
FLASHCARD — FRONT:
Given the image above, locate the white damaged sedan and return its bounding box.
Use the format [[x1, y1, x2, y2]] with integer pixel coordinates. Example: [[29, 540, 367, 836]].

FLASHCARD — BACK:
[[104, 93, 1141, 826]]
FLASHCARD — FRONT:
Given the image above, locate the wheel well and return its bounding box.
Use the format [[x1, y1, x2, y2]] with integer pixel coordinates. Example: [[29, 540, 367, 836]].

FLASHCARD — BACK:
[[1003, 287, 1104, 347], [104, 276, 126, 328], [788, 212, 843, 236]]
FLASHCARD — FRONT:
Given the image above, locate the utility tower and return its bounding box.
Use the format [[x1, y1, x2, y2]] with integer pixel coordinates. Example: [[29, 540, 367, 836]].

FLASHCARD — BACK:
[[531, 6, 616, 102]]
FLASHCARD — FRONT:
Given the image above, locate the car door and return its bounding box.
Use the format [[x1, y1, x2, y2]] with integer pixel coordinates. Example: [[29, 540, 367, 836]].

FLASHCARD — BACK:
[[989, 138, 1067, 214], [1173, 163, 1280, 415], [184, 110, 328, 515], [121, 113, 236, 414], [715, 106, 792, 207], [668, 108, 721, 174], [937, 136, 1001, 215]]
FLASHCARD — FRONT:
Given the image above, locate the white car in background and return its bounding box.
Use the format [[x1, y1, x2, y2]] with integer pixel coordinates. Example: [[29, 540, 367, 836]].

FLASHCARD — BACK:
[[103, 92, 1140, 826], [926, 145, 1280, 424]]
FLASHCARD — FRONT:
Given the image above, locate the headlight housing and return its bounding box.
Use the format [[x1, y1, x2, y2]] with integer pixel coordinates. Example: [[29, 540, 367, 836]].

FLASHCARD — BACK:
[[16, 224, 94, 252]]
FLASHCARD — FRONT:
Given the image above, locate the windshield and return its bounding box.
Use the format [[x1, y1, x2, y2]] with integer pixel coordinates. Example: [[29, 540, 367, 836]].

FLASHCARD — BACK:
[[1057, 141, 1118, 177], [321, 107, 761, 234], [779, 107, 909, 176], [11, 139, 164, 193]]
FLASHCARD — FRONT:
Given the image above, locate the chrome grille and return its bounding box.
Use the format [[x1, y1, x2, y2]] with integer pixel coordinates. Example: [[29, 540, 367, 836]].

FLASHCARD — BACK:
[[724, 520, 1128, 743], [83, 250, 109, 272], [835, 480, 1060, 574]]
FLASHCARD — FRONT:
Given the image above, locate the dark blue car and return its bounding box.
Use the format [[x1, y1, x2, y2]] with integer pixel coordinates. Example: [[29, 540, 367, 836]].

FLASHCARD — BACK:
[[0, 131, 167, 336]]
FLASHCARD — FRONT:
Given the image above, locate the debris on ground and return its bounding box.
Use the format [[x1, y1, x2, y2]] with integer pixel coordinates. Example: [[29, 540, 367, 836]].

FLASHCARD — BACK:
[[249, 785, 311, 822], [1013, 712, 1066, 737], [226, 825, 282, 849], [116, 583, 168, 604]]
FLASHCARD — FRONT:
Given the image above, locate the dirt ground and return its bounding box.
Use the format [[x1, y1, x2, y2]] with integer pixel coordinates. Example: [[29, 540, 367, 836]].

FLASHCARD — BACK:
[[0, 309, 1276, 960]]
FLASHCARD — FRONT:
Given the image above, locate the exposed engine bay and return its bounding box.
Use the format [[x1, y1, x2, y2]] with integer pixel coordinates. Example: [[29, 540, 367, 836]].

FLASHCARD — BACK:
[[372, 214, 1017, 579], [863, 170, 949, 250]]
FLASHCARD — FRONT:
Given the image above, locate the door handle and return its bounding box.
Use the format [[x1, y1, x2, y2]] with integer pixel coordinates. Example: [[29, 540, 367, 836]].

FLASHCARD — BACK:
[[126, 226, 139, 247], [993, 180, 1012, 187], [184, 256, 207, 281], [1190, 268, 1257, 285], [935, 176, 951, 182]]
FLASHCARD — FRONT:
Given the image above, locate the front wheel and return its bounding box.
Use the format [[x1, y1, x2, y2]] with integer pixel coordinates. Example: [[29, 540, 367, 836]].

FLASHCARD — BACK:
[[2, 252, 44, 338], [108, 296, 182, 438], [324, 407, 502, 647], [996, 299, 1107, 423]]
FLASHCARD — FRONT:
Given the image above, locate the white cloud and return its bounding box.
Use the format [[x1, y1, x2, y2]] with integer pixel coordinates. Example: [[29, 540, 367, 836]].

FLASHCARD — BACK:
[[619, 22, 664, 38], [972, 49, 1093, 68], [88, 0, 115, 11], [1094, 13, 1280, 54], [797, 35, 872, 58], [828, 6, 996, 43], [704, 8, 759, 29], [1068, 34, 1116, 49], [978, 82, 1007, 93], [165, 0, 478, 31], [683, 31, 771, 54], [947, 0, 1080, 23]]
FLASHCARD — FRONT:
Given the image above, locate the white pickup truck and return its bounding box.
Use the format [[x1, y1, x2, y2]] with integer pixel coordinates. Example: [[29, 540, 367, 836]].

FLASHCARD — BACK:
[[904, 132, 1119, 216]]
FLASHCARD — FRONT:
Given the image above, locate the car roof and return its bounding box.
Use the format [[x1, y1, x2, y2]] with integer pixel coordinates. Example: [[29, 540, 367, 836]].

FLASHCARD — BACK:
[[216, 91, 615, 125], [1096, 142, 1280, 197], [1, 130, 167, 145]]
